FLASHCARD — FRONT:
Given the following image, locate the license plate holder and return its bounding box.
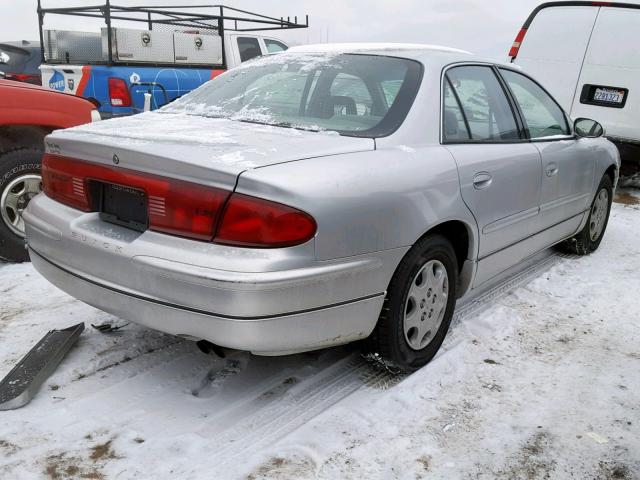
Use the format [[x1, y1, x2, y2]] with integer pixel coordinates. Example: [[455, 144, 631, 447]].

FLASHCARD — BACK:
[[580, 84, 628, 108], [92, 181, 148, 232]]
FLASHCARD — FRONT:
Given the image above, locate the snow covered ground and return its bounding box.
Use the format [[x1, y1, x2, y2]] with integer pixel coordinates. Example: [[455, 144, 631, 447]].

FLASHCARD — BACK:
[[1, 199, 639, 480]]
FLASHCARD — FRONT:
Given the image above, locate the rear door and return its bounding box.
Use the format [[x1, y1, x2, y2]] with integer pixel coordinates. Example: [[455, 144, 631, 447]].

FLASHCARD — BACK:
[[570, 7, 640, 142], [515, 6, 599, 112], [229, 35, 265, 66], [442, 64, 543, 285]]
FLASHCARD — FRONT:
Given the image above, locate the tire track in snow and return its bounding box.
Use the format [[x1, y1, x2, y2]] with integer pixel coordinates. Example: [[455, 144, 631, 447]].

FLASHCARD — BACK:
[[196, 251, 574, 468], [204, 354, 394, 470]]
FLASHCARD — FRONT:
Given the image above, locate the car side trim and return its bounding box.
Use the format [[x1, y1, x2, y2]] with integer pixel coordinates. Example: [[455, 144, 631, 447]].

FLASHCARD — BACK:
[[482, 206, 540, 235], [29, 248, 386, 321], [478, 209, 588, 261]]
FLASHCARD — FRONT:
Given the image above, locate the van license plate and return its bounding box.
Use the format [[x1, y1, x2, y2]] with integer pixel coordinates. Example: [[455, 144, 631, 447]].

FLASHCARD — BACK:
[[593, 88, 625, 104]]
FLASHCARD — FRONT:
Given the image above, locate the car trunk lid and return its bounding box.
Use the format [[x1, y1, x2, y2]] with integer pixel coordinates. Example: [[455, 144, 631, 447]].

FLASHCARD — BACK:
[[46, 111, 375, 191]]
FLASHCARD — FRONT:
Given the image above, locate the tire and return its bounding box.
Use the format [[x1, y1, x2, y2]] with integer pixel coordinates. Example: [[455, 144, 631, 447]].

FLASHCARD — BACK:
[[0, 148, 43, 262], [562, 175, 613, 256], [366, 234, 458, 372]]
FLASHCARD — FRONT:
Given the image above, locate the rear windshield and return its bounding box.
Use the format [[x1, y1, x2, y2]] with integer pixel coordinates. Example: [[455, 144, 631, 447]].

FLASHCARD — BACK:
[[163, 53, 423, 138]]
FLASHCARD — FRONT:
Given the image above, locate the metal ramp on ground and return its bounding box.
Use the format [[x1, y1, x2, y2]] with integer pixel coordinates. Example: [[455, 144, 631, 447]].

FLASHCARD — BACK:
[[0, 323, 84, 410]]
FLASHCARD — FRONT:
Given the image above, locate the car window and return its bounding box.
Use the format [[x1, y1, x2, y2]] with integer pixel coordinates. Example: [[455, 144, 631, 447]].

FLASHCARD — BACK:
[[264, 39, 287, 54], [330, 73, 374, 116], [443, 80, 471, 142], [445, 66, 520, 142], [165, 53, 422, 138], [500, 69, 570, 139], [238, 69, 318, 117], [237, 37, 262, 63]]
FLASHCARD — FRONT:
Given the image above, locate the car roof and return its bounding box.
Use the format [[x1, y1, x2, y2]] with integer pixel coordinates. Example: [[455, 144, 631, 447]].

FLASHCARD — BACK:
[[287, 42, 505, 68], [0, 40, 40, 50]]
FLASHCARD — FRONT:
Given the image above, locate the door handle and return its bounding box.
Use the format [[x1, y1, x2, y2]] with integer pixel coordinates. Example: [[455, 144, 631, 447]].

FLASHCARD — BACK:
[[545, 163, 559, 177], [473, 172, 493, 190]]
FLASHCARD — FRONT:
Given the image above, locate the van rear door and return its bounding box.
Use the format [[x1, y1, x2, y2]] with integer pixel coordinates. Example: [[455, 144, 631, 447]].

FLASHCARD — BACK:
[[515, 6, 598, 111], [570, 7, 640, 142]]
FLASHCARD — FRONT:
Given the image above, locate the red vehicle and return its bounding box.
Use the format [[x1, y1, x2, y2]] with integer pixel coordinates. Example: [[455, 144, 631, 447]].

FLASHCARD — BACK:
[[0, 80, 98, 261]]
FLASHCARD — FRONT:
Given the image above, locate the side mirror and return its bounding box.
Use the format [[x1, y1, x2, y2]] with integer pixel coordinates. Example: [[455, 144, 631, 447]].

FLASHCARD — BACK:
[[574, 118, 605, 138]]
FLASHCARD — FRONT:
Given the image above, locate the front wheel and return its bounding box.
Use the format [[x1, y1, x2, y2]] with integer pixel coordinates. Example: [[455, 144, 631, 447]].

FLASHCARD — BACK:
[[366, 234, 458, 372], [0, 148, 43, 262], [562, 175, 613, 256]]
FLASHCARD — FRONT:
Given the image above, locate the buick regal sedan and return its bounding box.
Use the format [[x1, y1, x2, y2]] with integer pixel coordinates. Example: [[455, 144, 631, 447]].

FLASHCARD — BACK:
[[24, 44, 619, 372]]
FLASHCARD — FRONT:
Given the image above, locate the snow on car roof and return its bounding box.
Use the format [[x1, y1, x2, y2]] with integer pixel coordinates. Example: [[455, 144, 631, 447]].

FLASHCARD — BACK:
[[289, 42, 471, 58], [289, 43, 470, 54]]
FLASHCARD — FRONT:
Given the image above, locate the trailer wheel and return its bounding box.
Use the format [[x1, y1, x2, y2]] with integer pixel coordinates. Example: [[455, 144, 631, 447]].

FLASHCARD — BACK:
[[0, 148, 43, 262]]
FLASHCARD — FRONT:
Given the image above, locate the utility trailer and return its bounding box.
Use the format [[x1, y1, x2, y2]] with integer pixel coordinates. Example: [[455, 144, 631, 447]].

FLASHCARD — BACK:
[[37, 1, 308, 117]]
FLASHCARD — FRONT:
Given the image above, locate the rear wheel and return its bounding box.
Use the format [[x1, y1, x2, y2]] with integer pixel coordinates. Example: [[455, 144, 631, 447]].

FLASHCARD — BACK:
[[366, 234, 458, 372], [0, 148, 43, 262], [562, 175, 613, 256]]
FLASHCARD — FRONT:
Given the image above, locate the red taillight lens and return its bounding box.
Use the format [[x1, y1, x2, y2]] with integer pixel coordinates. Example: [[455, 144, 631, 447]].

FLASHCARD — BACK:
[[508, 28, 528, 59], [215, 193, 317, 248], [108, 77, 132, 107], [4, 73, 42, 85], [42, 154, 229, 240], [148, 179, 228, 241], [42, 155, 92, 211]]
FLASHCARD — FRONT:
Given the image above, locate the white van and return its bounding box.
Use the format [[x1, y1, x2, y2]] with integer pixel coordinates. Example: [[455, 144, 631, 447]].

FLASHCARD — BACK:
[[509, 1, 640, 165]]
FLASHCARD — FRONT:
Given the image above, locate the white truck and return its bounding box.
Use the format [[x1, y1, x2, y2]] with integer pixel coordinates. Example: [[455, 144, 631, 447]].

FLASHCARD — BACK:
[[509, 1, 640, 168], [37, 2, 307, 117]]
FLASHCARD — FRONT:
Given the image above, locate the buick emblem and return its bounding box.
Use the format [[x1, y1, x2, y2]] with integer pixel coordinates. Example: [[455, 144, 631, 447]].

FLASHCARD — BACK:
[[112, 154, 120, 165]]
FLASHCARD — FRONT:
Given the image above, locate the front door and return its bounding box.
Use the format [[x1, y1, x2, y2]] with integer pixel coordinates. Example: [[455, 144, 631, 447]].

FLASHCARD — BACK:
[[499, 68, 596, 231], [442, 65, 542, 286]]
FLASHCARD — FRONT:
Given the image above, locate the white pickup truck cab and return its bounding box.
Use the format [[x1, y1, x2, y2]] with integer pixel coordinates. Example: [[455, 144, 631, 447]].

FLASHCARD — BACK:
[[36, 3, 305, 117], [509, 1, 640, 166]]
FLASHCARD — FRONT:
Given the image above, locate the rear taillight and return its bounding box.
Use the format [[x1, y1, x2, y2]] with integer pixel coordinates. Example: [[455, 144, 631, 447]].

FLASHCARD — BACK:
[[108, 77, 132, 107], [215, 193, 316, 248], [148, 178, 228, 241], [508, 28, 528, 60], [42, 154, 92, 212], [41, 154, 316, 247], [42, 154, 229, 241], [4, 73, 41, 84]]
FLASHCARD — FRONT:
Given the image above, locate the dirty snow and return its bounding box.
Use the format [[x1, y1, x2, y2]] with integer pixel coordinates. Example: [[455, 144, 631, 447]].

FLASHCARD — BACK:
[[621, 172, 640, 189], [1, 202, 639, 479]]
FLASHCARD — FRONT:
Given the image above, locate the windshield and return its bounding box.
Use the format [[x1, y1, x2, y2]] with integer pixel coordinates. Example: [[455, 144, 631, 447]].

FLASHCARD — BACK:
[[162, 52, 423, 137]]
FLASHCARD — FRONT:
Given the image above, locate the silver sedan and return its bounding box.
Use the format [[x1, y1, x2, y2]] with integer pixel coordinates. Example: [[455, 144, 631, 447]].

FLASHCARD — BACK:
[[24, 44, 619, 371]]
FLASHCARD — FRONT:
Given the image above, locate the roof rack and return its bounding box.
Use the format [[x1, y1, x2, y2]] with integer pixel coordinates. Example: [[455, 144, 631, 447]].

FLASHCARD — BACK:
[[36, 1, 309, 68]]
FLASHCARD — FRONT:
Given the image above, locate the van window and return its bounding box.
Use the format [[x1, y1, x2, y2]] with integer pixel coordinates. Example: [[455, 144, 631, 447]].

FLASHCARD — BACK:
[[237, 37, 262, 62], [500, 69, 570, 139], [264, 39, 287, 54], [445, 66, 520, 142]]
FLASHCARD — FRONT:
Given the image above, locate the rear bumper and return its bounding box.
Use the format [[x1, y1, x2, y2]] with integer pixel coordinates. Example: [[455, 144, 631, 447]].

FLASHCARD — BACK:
[[25, 194, 403, 354], [608, 137, 640, 168], [29, 248, 385, 354]]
